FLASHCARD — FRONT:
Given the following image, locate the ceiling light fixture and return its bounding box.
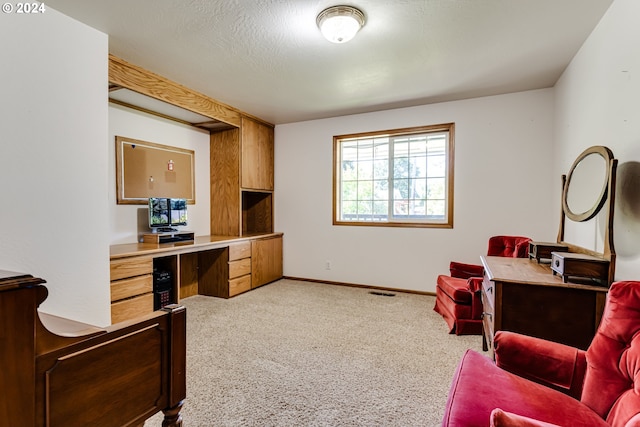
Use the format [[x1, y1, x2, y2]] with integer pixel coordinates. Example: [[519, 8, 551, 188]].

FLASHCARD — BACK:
[[316, 5, 365, 44]]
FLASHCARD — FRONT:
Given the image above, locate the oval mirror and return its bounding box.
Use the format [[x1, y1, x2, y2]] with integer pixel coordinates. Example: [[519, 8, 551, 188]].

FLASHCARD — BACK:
[[562, 146, 613, 222]]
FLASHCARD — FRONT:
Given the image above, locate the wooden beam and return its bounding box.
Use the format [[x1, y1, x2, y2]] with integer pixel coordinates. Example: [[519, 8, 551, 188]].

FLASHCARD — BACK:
[[108, 54, 242, 128]]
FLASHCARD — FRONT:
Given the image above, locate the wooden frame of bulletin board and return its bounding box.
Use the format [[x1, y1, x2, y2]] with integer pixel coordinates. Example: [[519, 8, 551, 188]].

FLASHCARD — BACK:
[[115, 136, 195, 204]]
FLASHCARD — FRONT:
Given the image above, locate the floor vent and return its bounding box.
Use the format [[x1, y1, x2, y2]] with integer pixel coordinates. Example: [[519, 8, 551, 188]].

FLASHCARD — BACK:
[[369, 291, 396, 297]]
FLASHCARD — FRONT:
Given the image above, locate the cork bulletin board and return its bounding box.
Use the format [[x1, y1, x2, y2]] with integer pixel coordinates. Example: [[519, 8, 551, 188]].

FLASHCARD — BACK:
[[115, 136, 195, 204]]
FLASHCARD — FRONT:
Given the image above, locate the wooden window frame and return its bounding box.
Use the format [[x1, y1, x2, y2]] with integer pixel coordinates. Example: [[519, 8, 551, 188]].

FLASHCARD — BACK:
[[333, 123, 454, 228]]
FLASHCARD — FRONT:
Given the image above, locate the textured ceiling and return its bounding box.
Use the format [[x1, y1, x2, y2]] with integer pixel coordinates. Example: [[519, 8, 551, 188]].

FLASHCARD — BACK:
[[47, 0, 613, 125]]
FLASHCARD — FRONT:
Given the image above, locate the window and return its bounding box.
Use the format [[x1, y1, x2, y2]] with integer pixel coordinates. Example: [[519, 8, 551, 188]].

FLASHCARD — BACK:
[[333, 123, 454, 228]]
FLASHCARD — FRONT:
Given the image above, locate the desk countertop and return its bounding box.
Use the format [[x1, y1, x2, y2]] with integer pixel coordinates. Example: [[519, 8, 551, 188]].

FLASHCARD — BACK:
[[110, 232, 283, 259]]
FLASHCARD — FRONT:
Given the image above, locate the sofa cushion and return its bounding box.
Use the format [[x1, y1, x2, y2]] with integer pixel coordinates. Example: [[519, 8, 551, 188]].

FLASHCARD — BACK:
[[443, 349, 609, 427], [437, 275, 472, 304], [582, 281, 640, 426], [487, 235, 531, 258], [449, 261, 484, 279]]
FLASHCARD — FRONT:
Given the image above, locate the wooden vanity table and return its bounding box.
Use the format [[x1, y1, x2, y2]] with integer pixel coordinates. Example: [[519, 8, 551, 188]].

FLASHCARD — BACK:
[[482, 146, 618, 355], [481, 256, 607, 353]]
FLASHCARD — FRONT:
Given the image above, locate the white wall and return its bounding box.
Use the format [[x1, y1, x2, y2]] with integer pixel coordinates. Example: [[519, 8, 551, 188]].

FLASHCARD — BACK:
[[0, 9, 111, 325], [554, 0, 640, 281], [275, 89, 556, 293], [108, 105, 211, 244]]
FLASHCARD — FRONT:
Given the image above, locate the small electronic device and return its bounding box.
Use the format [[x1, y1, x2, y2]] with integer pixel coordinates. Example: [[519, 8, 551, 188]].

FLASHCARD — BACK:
[[148, 197, 188, 232]]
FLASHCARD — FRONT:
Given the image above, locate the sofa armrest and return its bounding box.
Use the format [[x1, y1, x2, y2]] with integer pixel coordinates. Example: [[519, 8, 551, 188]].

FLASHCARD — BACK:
[[449, 261, 484, 279], [468, 277, 483, 293], [490, 408, 563, 427], [494, 331, 587, 400]]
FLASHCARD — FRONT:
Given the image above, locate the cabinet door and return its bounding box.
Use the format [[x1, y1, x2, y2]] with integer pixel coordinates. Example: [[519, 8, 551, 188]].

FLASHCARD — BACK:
[[210, 128, 241, 236], [241, 117, 274, 191], [251, 236, 283, 288]]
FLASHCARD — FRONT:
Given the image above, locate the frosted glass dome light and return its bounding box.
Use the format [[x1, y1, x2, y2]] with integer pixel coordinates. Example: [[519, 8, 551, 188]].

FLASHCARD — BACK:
[[317, 6, 365, 44]]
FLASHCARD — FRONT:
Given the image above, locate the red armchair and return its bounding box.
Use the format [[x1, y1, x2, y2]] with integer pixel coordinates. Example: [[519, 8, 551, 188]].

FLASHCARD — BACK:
[[434, 235, 531, 335], [442, 280, 640, 427]]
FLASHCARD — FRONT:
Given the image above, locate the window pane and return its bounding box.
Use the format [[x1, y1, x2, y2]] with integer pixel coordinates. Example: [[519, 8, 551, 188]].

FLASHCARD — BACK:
[[394, 199, 408, 215], [427, 137, 445, 154], [426, 154, 445, 177], [341, 200, 357, 220], [394, 140, 409, 156], [409, 200, 426, 216], [373, 179, 388, 200], [373, 139, 389, 159], [410, 178, 427, 199], [409, 156, 426, 178], [342, 180, 357, 200], [393, 157, 409, 179], [357, 160, 373, 180], [393, 179, 408, 199], [342, 142, 358, 160], [427, 200, 445, 217], [373, 201, 388, 218], [342, 160, 357, 180], [334, 124, 453, 228], [357, 180, 373, 200], [357, 201, 372, 217], [373, 159, 388, 179], [427, 177, 445, 199], [357, 139, 374, 160]]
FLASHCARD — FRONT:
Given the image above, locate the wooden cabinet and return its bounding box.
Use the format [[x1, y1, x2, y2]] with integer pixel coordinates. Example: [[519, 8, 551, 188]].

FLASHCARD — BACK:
[[481, 256, 607, 355], [228, 241, 252, 296], [252, 235, 283, 288], [109, 256, 154, 324], [210, 128, 241, 235], [210, 116, 274, 236], [241, 117, 274, 191], [197, 241, 255, 298]]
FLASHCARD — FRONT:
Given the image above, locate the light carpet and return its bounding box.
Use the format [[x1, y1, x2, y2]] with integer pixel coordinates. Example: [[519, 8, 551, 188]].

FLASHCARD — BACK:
[[145, 279, 482, 426]]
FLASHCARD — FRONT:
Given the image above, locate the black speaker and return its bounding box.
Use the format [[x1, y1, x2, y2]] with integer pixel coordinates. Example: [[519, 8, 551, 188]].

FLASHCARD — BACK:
[[153, 270, 172, 310]]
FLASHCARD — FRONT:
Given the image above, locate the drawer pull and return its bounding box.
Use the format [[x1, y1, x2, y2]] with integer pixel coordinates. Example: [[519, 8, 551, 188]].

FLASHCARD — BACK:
[[482, 312, 492, 319]]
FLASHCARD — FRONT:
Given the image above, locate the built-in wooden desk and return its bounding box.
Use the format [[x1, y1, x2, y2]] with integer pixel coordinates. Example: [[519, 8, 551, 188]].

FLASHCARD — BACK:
[[109, 233, 283, 323], [481, 256, 607, 355]]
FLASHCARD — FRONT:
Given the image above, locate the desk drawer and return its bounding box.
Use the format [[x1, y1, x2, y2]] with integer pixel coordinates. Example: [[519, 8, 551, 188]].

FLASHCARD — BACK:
[[110, 256, 153, 281], [229, 258, 251, 279], [482, 275, 495, 308], [229, 275, 251, 297], [111, 292, 154, 324], [229, 242, 251, 261], [481, 288, 494, 343], [110, 274, 153, 302]]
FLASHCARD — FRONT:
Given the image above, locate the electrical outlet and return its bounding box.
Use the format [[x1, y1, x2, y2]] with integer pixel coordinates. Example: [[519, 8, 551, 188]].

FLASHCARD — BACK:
[[325, 260, 331, 270]]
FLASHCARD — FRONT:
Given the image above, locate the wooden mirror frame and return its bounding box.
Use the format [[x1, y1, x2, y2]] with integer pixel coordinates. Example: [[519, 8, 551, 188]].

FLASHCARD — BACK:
[[562, 146, 613, 222], [557, 145, 618, 283]]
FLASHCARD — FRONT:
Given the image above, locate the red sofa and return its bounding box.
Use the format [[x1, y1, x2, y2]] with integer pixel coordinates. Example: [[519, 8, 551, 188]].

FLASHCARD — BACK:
[[434, 235, 531, 335], [442, 280, 640, 427]]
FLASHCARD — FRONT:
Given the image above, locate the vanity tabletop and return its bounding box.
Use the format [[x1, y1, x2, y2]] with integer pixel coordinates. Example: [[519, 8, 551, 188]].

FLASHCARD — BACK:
[[481, 256, 608, 293]]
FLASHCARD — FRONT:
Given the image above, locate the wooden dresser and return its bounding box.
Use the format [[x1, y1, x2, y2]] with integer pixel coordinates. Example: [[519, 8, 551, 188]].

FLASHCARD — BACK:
[[481, 256, 607, 355]]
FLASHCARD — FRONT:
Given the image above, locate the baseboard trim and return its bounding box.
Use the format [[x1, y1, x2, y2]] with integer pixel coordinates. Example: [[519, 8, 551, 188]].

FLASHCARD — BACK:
[[282, 276, 436, 297]]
